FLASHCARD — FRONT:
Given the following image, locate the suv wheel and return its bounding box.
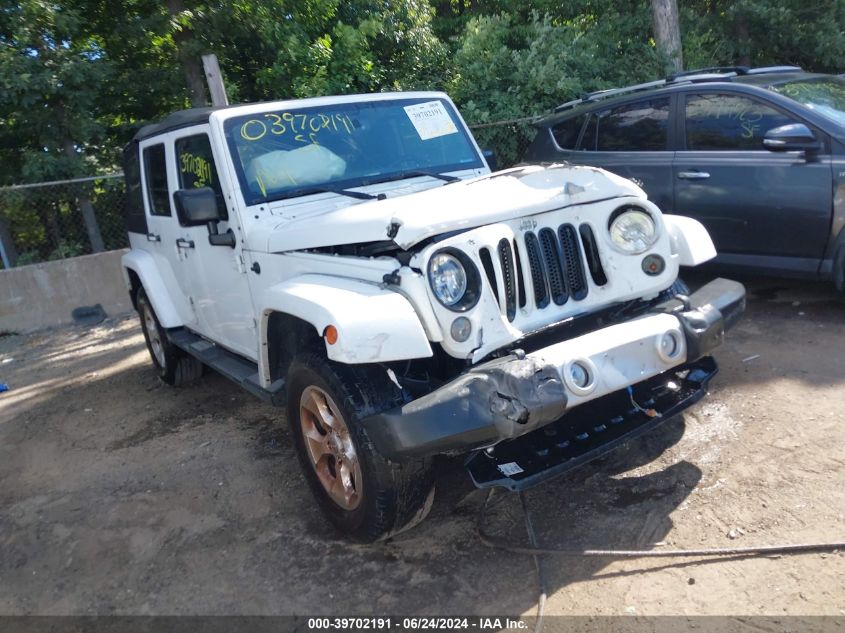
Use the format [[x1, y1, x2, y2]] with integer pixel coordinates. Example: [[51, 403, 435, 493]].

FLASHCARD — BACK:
[[136, 288, 202, 386], [286, 353, 435, 542]]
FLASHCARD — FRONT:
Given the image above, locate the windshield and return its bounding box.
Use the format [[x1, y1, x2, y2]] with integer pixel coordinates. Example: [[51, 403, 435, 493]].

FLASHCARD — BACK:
[[223, 97, 483, 205], [771, 77, 845, 127]]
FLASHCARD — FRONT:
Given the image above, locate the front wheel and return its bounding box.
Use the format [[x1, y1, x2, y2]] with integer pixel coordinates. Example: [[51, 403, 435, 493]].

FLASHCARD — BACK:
[[286, 354, 435, 542]]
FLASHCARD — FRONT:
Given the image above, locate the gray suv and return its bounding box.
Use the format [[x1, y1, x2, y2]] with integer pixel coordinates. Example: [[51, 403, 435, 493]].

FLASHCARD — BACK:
[[524, 66, 845, 289]]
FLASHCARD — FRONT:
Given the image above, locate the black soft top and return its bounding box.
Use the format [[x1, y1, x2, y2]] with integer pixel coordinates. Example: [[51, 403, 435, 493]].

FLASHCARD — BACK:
[[132, 107, 227, 142]]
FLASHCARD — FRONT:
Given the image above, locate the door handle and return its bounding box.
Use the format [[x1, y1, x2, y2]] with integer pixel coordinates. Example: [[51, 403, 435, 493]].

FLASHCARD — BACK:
[[176, 238, 195, 249], [677, 170, 710, 180], [146, 232, 161, 242]]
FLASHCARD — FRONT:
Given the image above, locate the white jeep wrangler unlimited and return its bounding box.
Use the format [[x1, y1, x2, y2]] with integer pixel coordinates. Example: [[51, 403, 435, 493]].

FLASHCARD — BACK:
[[121, 91, 745, 541]]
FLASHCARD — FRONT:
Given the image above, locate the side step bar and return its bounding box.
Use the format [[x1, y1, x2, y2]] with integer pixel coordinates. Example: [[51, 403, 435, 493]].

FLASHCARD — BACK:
[[167, 329, 285, 405]]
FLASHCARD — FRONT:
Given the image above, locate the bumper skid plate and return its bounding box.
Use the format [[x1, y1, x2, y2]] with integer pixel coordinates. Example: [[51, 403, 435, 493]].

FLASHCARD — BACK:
[[464, 356, 718, 491]]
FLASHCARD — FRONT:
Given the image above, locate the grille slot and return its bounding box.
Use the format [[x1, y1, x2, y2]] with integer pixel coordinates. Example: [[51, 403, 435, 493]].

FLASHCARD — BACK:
[[539, 228, 568, 305], [513, 241, 527, 308], [479, 247, 499, 303], [524, 232, 549, 308], [558, 224, 588, 300], [498, 239, 517, 321], [578, 224, 608, 286]]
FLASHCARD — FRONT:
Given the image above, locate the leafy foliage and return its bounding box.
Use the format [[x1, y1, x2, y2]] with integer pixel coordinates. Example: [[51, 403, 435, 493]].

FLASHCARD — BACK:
[[1, 0, 844, 264]]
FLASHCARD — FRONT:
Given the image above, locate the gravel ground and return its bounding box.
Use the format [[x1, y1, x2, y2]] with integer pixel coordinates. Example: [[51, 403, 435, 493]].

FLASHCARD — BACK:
[[1, 273, 843, 617]]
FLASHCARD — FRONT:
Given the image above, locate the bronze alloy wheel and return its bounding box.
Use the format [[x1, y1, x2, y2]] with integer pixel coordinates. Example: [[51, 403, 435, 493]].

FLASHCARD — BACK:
[[299, 385, 363, 511]]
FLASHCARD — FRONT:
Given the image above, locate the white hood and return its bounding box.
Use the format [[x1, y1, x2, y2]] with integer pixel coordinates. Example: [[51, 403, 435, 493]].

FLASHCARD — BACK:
[[262, 165, 646, 252]]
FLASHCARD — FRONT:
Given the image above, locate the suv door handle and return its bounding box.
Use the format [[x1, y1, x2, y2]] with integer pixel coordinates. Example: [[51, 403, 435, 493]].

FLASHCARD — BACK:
[[678, 170, 710, 180], [146, 232, 161, 242], [176, 238, 195, 249]]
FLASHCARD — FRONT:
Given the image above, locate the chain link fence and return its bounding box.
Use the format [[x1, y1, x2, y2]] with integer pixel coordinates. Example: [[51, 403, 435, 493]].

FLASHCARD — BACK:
[[0, 119, 538, 270], [468, 117, 537, 170], [0, 174, 129, 269]]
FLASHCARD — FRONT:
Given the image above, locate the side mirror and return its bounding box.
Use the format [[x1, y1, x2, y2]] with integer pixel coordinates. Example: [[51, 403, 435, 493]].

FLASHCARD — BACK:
[[173, 187, 222, 225], [763, 123, 822, 153], [482, 148, 498, 172]]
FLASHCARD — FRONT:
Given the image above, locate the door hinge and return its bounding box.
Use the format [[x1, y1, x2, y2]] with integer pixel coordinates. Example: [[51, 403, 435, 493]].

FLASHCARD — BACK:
[[236, 253, 247, 274]]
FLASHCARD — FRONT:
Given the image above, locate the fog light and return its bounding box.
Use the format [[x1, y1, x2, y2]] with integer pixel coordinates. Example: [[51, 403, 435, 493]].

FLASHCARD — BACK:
[[642, 254, 665, 276], [570, 362, 590, 389], [563, 358, 597, 396], [656, 330, 683, 362], [450, 316, 472, 342]]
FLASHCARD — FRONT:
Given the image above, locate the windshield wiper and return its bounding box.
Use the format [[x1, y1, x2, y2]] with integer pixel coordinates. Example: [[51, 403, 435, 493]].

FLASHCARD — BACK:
[[363, 170, 461, 186], [276, 185, 381, 201]]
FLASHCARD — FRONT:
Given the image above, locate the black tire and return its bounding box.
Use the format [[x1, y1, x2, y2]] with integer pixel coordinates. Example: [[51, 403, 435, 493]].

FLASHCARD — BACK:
[[286, 353, 435, 542], [136, 288, 202, 386]]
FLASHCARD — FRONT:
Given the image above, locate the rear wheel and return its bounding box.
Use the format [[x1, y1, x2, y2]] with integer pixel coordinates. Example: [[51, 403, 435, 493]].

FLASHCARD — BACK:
[[137, 288, 202, 386], [286, 354, 435, 542]]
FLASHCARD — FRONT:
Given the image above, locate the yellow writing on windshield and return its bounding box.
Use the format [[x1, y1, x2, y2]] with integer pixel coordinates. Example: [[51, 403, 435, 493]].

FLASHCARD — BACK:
[[240, 112, 355, 143]]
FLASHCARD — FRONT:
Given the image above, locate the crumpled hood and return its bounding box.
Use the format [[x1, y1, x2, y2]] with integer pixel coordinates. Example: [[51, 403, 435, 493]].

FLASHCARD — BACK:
[[263, 164, 646, 252]]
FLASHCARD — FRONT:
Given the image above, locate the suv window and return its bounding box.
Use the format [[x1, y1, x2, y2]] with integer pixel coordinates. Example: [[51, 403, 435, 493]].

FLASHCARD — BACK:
[[685, 94, 799, 150], [551, 114, 587, 149], [580, 97, 670, 151], [143, 144, 170, 216], [174, 133, 227, 220]]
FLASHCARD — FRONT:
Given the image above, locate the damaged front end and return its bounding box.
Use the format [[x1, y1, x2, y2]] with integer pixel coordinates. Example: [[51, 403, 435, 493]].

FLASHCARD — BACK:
[[360, 278, 745, 490]]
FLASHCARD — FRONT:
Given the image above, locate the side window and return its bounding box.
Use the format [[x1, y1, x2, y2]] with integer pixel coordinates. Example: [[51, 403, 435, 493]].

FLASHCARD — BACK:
[[123, 143, 147, 233], [142, 144, 171, 216], [174, 133, 227, 220], [551, 114, 588, 149], [581, 98, 670, 151], [685, 94, 799, 150]]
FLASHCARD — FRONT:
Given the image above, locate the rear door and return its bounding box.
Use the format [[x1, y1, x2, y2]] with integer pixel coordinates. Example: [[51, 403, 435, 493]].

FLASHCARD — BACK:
[[673, 91, 832, 273], [563, 96, 676, 212], [139, 139, 199, 328]]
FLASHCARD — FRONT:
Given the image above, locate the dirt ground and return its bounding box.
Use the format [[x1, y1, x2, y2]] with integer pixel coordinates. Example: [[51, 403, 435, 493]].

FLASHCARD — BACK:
[[1, 273, 844, 617]]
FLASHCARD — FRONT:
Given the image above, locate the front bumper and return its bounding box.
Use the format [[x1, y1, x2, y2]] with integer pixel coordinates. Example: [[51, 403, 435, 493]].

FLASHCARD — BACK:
[[360, 278, 745, 468]]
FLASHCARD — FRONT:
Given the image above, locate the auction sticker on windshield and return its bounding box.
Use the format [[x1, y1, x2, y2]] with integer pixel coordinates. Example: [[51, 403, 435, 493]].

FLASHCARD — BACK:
[[404, 100, 459, 140]]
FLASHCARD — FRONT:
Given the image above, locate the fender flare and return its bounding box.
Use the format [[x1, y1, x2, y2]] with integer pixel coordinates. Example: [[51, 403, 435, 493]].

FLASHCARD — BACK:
[[121, 250, 190, 328], [663, 215, 717, 267], [258, 274, 433, 376]]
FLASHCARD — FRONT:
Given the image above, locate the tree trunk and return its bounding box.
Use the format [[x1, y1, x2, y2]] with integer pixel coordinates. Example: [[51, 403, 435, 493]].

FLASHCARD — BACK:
[[735, 14, 751, 67], [0, 214, 18, 268], [651, 0, 684, 74], [63, 139, 105, 253], [166, 0, 207, 107]]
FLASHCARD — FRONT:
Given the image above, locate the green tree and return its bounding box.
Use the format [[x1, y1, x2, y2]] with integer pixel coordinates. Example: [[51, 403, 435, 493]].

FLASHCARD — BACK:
[[0, 0, 112, 252]]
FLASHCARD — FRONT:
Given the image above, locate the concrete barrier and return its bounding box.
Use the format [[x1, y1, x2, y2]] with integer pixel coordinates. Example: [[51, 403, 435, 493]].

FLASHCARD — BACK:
[[0, 249, 133, 333]]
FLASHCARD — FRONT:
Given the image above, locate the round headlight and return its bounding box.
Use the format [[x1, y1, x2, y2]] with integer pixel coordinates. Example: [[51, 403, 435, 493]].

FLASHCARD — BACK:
[[609, 208, 657, 254], [429, 252, 468, 307]]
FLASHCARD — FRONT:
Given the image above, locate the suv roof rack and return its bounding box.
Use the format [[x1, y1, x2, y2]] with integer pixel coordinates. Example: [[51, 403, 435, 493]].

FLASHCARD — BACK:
[[553, 79, 668, 112], [552, 65, 805, 114]]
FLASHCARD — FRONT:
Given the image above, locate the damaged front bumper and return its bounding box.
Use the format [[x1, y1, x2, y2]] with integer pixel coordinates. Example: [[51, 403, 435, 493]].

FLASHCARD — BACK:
[[361, 278, 745, 484]]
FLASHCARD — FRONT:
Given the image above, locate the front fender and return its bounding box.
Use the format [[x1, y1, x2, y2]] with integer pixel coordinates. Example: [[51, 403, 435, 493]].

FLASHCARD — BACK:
[[663, 215, 717, 267], [259, 274, 433, 366], [121, 250, 191, 328]]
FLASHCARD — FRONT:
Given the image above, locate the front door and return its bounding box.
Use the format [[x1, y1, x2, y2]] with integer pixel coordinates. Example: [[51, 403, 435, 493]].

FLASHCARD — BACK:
[[673, 92, 832, 274], [169, 128, 257, 359]]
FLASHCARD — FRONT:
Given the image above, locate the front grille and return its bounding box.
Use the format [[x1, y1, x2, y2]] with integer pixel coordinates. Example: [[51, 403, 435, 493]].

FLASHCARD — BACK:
[[479, 222, 607, 320]]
